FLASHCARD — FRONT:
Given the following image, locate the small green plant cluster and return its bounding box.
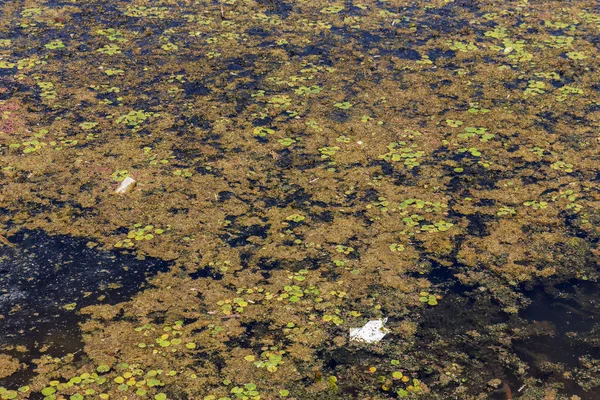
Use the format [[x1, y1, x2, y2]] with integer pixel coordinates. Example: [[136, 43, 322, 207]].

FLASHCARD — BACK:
[[545, 35, 573, 48], [285, 213, 305, 223], [289, 269, 309, 282], [252, 127, 274, 137], [306, 119, 323, 132], [399, 198, 448, 213], [45, 39, 65, 49], [161, 42, 178, 51], [335, 244, 354, 254], [251, 12, 282, 26], [104, 68, 124, 76], [396, 378, 423, 397], [0, 386, 29, 399], [7, 129, 80, 153], [252, 348, 285, 373], [544, 21, 571, 29], [447, 40, 478, 52], [566, 51, 586, 60], [396, 215, 454, 235], [534, 71, 560, 81], [318, 146, 339, 160], [79, 122, 98, 130], [335, 135, 351, 143], [111, 169, 129, 181], [1, 363, 169, 399], [554, 189, 577, 203], [134, 320, 197, 351], [372, 359, 425, 397], [523, 200, 548, 210], [38, 81, 57, 99], [379, 142, 425, 169], [97, 44, 121, 55], [15, 55, 46, 70], [550, 160, 573, 173], [458, 147, 482, 157], [497, 206, 516, 216], [286, 283, 320, 303], [278, 137, 296, 146], [126, 224, 166, 240], [204, 383, 261, 400], [294, 85, 322, 95], [321, 5, 344, 14], [96, 28, 127, 42], [370, 197, 389, 212], [458, 127, 495, 142], [268, 95, 291, 108], [530, 147, 545, 157], [122, 5, 168, 18], [400, 215, 423, 228], [416, 54, 433, 65], [445, 119, 463, 127], [318, 146, 340, 171], [143, 147, 172, 166], [368, 198, 448, 217], [502, 39, 532, 62], [420, 220, 454, 232], [15, 139, 46, 153], [116, 110, 156, 128], [467, 103, 490, 113], [234, 281, 322, 309], [389, 243, 405, 252], [217, 297, 249, 314], [114, 224, 168, 248], [333, 101, 352, 109], [321, 313, 344, 325], [278, 285, 305, 303], [552, 190, 583, 213], [556, 85, 583, 102], [524, 80, 546, 96], [484, 26, 507, 39], [173, 168, 193, 177], [366, 196, 454, 234], [419, 291, 439, 306]]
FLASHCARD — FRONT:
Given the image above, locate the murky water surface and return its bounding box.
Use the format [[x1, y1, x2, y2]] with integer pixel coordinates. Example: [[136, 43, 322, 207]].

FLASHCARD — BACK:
[[1, 0, 599, 399]]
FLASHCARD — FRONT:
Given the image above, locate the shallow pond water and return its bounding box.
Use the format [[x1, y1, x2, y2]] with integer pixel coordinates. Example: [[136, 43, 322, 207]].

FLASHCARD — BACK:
[[1, 0, 599, 399]]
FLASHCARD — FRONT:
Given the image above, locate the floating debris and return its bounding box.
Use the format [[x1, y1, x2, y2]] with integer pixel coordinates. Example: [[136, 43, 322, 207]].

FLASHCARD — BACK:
[[349, 318, 389, 343], [114, 176, 136, 194]]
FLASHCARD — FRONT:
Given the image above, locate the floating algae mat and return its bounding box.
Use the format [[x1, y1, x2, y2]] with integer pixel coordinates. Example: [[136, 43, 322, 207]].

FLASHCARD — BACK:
[[0, 0, 599, 398]]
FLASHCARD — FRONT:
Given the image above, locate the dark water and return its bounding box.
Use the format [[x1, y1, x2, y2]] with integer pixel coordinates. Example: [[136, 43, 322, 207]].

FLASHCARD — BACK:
[[0, 230, 170, 386]]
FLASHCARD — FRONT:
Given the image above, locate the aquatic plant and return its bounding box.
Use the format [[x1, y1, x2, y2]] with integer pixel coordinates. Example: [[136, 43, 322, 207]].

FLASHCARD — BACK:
[[45, 40, 65, 49], [418, 291, 440, 306]]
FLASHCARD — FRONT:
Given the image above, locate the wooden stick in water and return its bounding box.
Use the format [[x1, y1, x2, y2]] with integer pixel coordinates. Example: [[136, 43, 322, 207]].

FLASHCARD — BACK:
[[502, 382, 513, 400]]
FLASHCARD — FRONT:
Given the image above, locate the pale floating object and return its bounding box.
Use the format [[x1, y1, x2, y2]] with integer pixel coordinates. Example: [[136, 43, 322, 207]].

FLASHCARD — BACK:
[[349, 318, 389, 343], [115, 177, 136, 194]]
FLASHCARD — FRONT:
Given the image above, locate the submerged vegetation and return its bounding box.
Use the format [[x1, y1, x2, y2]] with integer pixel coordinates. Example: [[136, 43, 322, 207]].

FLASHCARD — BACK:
[[0, 0, 599, 399]]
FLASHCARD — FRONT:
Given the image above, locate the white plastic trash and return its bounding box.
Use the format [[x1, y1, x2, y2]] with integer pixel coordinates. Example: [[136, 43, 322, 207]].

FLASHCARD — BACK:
[[349, 318, 389, 343], [115, 177, 136, 194]]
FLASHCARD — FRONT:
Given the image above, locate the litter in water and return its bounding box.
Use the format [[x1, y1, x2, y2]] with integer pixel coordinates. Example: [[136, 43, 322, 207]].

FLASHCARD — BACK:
[[349, 318, 389, 343]]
